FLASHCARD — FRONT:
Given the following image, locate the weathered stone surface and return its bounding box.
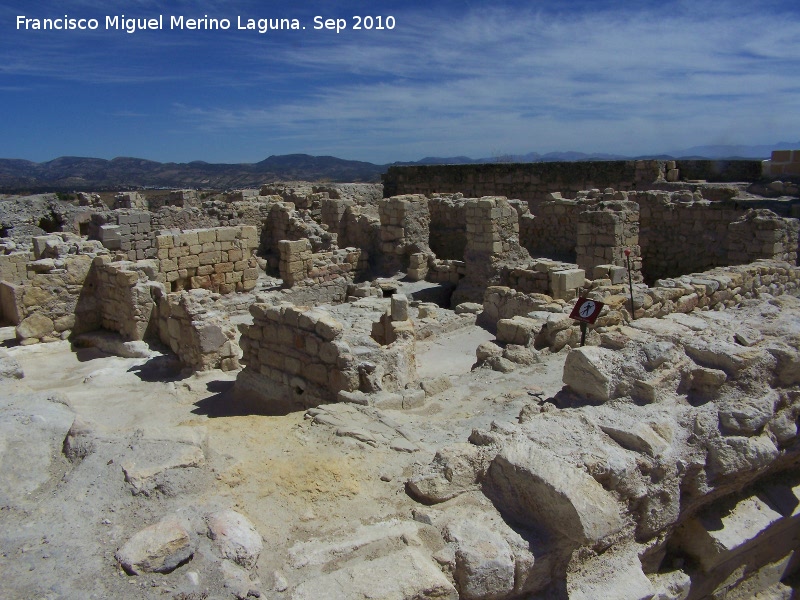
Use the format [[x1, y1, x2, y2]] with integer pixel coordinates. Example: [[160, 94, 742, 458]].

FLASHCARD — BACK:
[[291, 547, 457, 600], [0, 394, 75, 506], [206, 509, 263, 570], [485, 440, 624, 544], [120, 439, 205, 495], [678, 494, 784, 571], [718, 391, 776, 436], [0, 349, 24, 380], [562, 346, 622, 402], [116, 514, 195, 574], [567, 543, 655, 600], [16, 312, 54, 340], [445, 520, 515, 600]]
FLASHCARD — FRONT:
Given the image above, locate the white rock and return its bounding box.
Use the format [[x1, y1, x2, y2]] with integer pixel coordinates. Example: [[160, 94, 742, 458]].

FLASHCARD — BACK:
[[445, 520, 515, 600], [290, 547, 457, 600], [485, 440, 624, 545], [206, 509, 263, 570], [116, 513, 194, 575]]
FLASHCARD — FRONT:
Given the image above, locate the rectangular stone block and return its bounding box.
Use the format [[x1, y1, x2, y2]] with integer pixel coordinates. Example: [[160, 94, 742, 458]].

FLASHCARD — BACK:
[[550, 268, 586, 294]]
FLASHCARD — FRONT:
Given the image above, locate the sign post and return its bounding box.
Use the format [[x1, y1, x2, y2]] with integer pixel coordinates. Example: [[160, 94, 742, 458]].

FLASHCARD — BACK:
[[569, 297, 604, 347], [624, 248, 635, 321]]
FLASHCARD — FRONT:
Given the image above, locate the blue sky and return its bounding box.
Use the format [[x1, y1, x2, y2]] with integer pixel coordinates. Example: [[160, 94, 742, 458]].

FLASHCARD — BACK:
[[1, 0, 799, 164]]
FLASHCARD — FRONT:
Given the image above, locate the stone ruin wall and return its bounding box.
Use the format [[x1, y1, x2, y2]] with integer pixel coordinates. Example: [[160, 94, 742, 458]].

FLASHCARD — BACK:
[[486, 260, 800, 352], [236, 298, 417, 411], [154, 226, 260, 293], [427, 194, 467, 260], [382, 159, 764, 200], [637, 191, 799, 282], [377, 194, 431, 274]]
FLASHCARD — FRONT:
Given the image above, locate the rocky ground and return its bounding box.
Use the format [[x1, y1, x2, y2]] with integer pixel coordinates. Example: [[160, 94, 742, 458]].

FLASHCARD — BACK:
[[1, 292, 799, 599]]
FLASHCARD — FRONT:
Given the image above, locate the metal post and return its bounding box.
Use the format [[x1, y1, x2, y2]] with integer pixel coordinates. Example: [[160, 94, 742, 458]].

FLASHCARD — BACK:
[[580, 321, 587, 347], [625, 248, 635, 321]]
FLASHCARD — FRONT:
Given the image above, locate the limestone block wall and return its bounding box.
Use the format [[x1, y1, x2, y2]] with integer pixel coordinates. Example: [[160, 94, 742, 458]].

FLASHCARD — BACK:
[[453, 196, 531, 304], [378, 194, 431, 273], [0, 251, 32, 284], [592, 260, 800, 324], [501, 258, 586, 300], [637, 192, 799, 282], [236, 303, 357, 408], [7, 255, 101, 344], [92, 258, 161, 341], [727, 209, 799, 266], [113, 192, 147, 210], [320, 198, 381, 265], [155, 289, 240, 372], [762, 149, 800, 177], [520, 198, 583, 261], [155, 225, 260, 293], [168, 189, 199, 207], [428, 194, 468, 260], [89, 210, 155, 260], [575, 200, 643, 282], [261, 201, 337, 270], [383, 160, 764, 200], [425, 258, 465, 284], [278, 238, 364, 287], [340, 206, 380, 266], [150, 206, 218, 232], [483, 260, 800, 351]]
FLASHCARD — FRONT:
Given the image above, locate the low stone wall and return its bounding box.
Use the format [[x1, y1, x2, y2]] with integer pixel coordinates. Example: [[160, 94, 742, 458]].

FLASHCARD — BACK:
[[155, 225, 260, 293], [501, 258, 586, 300], [4, 255, 100, 344], [237, 301, 417, 409], [155, 289, 240, 371], [483, 260, 800, 353], [236, 303, 357, 408], [278, 239, 364, 287], [638, 192, 798, 282]]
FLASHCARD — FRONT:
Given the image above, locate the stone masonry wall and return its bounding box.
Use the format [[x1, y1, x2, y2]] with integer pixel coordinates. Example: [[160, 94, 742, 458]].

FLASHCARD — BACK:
[[236, 303, 356, 409], [155, 289, 240, 372], [428, 194, 468, 260], [637, 191, 799, 282], [278, 239, 364, 288], [519, 197, 582, 261], [453, 196, 531, 304], [89, 210, 155, 261], [575, 200, 643, 282], [92, 258, 161, 341], [382, 160, 763, 200], [155, 225, 260, 293], [377, 194, 431, 274], [0, 251, 32, 284]]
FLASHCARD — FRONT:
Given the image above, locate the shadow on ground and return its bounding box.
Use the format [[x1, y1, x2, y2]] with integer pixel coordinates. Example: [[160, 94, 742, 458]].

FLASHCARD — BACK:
[[127, 355, 187, 383], [192, 379, 303, 418]]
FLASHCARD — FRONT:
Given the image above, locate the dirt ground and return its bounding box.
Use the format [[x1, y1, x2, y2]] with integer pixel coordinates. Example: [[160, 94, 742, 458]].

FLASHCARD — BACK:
[[0, 319, 568, 599]]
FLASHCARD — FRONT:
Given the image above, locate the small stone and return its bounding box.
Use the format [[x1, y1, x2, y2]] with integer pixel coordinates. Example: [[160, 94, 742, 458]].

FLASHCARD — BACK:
[[206, 509, 263, 570], [274, 571, 289, 592], [115, 514, 195, 575]]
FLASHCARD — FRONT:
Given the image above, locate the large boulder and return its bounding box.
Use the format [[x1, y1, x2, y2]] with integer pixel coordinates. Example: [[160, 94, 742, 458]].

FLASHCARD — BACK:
[[484, 440, 624, 545]]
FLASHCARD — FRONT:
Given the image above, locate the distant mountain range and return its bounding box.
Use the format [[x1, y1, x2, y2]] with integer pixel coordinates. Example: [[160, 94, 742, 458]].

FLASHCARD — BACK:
[[0, 143, 794, 192]]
